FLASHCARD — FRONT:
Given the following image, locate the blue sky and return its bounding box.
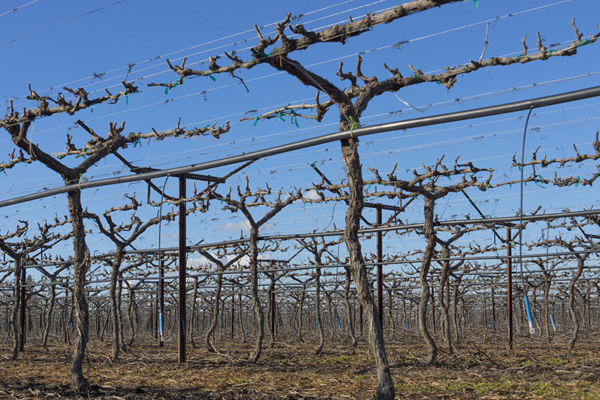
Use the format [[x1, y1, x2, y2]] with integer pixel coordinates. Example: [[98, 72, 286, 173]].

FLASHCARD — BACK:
[[1, 0, 599, 287]]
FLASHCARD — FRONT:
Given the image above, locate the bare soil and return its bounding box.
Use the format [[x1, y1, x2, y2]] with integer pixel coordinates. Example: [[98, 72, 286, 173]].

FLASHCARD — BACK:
[[1, 329, 600, 399]]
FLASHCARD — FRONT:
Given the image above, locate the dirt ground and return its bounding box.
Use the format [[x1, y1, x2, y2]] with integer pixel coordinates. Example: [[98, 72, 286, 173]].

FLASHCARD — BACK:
[[1, 329, 600, 399]]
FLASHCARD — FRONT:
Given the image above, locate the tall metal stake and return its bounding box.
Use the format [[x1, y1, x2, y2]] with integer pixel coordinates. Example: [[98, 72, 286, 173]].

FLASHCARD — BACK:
[[159, 264, 164, 346], [178, 174, 187, 363], [507, 228, 513, 349]]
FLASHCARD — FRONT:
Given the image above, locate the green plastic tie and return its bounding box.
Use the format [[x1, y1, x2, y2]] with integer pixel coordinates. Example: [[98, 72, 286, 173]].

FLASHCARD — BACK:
[[208, 75, 216, 81], [172, 78, 180, 89], [24, 161, 27, 167], [311, 161, 316, 169], [446, 174, 451, 180], [534, 174, 546, 189], [515, 54, 524, 62], [133, 138, 141, 148], [278, 110, 285, 122], [509, 183, 512, 189], [253, 117, 259, 126], [291, 110, 299, 127], [575, 176, 580, 187], [125, 95, 129, 105], [547, 50, 554, 56], [432, 75, 442, 85], [349, 116, 361, 138], [412, 74, 420, 82], [23, 230, 27, 236], [78, 173, 88, 190], [473, 0, 478, 8], [91, 101, 95, 112], [576, 38, 591, 47], [518, 166, 522, 171], [165, 87, 169, 95]]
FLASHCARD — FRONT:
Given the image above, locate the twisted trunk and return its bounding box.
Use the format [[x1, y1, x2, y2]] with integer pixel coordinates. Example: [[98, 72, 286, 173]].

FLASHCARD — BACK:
[[341, 135, 394, 400], [247, 227, 264, 364], [190, 278, 198, 348], [109, 254, 121, 361], [127, 286, 136, 346], [238, 294, 246, 343], [419, 196, 437, 365], [68, 190, 90, 393], [205, 273, 223, 352], [544, 276, 552, 343], [42, 281, 56, 351], [568, 256, 586, 349], [314, 265, 325, 354], [438, 245, 452, 352], [10, 257, 21, 360], [343, 267, 358, 350], [296, 286, 306, 342]]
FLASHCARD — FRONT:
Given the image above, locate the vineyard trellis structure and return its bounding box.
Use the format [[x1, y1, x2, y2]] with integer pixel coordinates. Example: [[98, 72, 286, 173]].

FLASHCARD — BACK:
[[1, 1, 600, 398], [1, 84, 600, 395]]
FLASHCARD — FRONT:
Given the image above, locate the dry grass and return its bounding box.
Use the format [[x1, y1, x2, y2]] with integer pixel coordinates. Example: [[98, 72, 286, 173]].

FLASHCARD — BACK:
[[1, 329, 600, 399]]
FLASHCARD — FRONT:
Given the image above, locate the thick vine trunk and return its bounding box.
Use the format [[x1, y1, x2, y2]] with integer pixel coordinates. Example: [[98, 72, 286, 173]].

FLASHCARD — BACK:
[[267, 280, 275, 348], [438, 245, 452, 352], [248, 227, 264, 364], [10, 257, 21, 361], [314, 265, 325, 354], [296, 287, 306, 342], [343, 267, 358, 350], [109, 255, 121, 361], [238, 294, 246, 343], [68, 190, 90, 393], [127, 287, 136, 347], [568, 258, 585, 350], [190, 278, 198, 348], [205, 273, 222, 353], [419, 196, 437, 365], [42, 282, 56, 351], [117, 279, 126, 351], [341, 136, 394, 400], [544, 278, 552, 343]]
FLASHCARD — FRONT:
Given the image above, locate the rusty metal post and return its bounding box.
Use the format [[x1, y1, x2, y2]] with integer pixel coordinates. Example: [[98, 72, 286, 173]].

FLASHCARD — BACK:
[[155, 282, 159, 340], [507, 228, 513, 349], [376, 204, 383, 328], [359, 304, 363, 336], [19, 262, 26, 351], [159, 263, 164, 346], [178, 174, 187, 363]]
